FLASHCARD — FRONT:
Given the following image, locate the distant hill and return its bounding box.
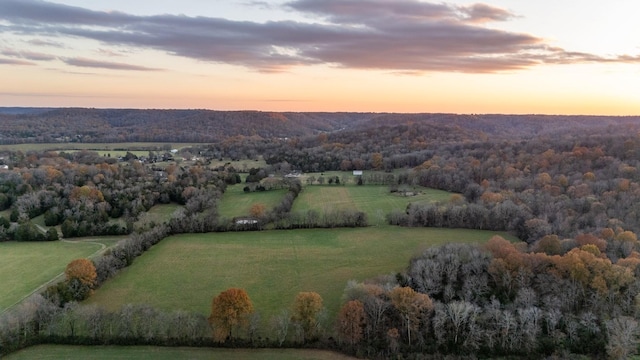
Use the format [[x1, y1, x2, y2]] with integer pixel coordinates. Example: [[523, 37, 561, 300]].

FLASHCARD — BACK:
[[0, 108, 372, 144], [0, 107, 639, 144], [0, 107, 54, 115]]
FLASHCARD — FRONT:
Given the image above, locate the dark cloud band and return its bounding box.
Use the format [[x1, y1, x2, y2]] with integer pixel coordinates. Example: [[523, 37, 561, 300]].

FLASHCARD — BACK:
[[61, 57, 160, 71], [0, 0, 637, 73]]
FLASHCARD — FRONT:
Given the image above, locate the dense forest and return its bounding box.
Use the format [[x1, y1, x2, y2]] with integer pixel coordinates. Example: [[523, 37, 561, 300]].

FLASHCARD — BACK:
[[0, 108, 372, 143], [1, 107, 639, 144], [3, 110, 640, 358]]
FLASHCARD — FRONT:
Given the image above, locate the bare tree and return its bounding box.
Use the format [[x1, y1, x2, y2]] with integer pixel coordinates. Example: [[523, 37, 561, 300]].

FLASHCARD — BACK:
[[606, 316, 639, 360], [270, 309, 290, 346]]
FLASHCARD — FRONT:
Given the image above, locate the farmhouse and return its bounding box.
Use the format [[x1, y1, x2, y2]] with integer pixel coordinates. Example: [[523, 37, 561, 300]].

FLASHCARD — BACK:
[[234, 217, 258, 225]]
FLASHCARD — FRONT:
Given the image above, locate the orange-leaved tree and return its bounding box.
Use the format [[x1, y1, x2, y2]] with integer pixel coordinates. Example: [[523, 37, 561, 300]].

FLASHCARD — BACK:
[[337, 299, 365, 346], [208, 288, 254, 342], [64, 258, 97, 301], [65, 258, 97, 285], [291, 291, 323, 342], [390, 286, 433, 346], [69, 185, 104, 205], [249, 203, 266, 218]]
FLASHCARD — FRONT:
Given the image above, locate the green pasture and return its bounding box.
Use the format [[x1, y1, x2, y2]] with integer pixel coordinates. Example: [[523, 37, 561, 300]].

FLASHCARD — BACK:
[[134, 203, 181, 231], [0, 142, 200, 152], [209, 158, 267, 171], [300, 170, 412, 186], [87, 228, 515, 326], [30, 214, 47, 228], [90, 150, 150, 158], [0, 239, 115, 312], [292, 185, 452, 225], [145, 203, 181, 221], [4, 345, 357, 360], [293, 185, 354, 213], [300, 171, 354, 185], [218, 185, 288, 219]]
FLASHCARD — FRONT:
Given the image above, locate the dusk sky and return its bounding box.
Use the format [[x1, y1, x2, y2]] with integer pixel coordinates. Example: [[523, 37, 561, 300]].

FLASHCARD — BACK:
[[0, 0, 639, 114]]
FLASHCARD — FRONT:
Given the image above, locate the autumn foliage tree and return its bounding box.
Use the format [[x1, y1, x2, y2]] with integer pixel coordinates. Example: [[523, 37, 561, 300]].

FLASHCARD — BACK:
[[390, 286, 433, 346], [249, 203, 266, 218], [291, 291, 324, 342], [337, 300, 365, 346], [65, 258, 97, 286], [64, 258, 97, 301], [69, 185, 105, 205], [371, 152, 383, 170], [208, 288, 254, 342]]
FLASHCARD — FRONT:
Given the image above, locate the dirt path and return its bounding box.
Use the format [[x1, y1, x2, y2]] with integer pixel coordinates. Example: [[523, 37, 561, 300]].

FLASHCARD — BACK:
[[0, 232, 108, 316], [34, 224, 107, 257]]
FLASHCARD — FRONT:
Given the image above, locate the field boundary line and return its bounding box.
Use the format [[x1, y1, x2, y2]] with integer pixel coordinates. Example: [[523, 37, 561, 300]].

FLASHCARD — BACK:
[[0, 238, 106, 316]]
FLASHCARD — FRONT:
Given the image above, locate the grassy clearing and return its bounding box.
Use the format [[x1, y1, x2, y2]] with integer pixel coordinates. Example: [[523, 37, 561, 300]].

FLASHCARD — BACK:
[[209, 158, 267, 171], [88, 150, 149, 158], [66, 236, 123, 249], [218, 185, 288, 219], [4, 345, 357, 360], [293, 185, 452, 225], [0, 142, 200, 152], [299, 170, 411, 186], [347, 186, 451, 225], [135, 203, 181, 230], [292, 186, 356, 214], [299, 171, 354, 185], [145, 203, 181, 221], [30, 214, 47, 228], [0, 240, 104, 312], [87, 228, 516, 324]]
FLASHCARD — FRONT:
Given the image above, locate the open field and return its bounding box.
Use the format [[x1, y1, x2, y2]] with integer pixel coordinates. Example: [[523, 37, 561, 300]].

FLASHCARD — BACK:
[[0, 142, 200, 152], [83, 150, 150, 158], [135, 203, 181, 230], [87, 228, 516, 324], [4, 345, 357, 360], [208, 158, 267, 171], [299, 170, 412, 186], [218, 185, 288, 219], [30, 214, 48, 229], [293, 186, 356, 213], [299, 171, 353, 184], [0, 238, 121, 312], [293, 185, 452, 225]]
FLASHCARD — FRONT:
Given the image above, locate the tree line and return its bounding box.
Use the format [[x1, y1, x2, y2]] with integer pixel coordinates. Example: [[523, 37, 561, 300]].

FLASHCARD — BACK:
[[336, 236, 640, 359], [6, 115, 640, 358], [5, 235, 639, 359]]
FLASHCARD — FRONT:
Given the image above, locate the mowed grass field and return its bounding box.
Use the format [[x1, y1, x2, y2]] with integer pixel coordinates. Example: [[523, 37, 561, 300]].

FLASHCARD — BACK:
[[208, 158, 267, 170], [135, 203, 181, 230], [0, 239, 113, 312], [293, 185, 452, 225], [4, 345, 357, 360], [218, 185, 288, 219], [87, 227, 516, 323]]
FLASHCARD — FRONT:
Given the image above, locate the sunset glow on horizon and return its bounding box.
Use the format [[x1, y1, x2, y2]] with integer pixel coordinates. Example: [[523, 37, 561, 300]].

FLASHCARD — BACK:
[[1, 0, 639, 115]]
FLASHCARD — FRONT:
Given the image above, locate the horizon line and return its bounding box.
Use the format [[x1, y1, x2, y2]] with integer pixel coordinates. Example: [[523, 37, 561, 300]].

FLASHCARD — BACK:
[[1, 106, 639, 118]]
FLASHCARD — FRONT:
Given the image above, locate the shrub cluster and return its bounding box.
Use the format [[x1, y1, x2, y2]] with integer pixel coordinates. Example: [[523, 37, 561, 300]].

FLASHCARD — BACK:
[[340, 238, 640, 359]]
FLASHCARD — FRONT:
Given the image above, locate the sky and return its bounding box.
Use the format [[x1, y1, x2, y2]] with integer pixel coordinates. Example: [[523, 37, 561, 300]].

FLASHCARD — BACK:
[[0, 0, 639, 115]]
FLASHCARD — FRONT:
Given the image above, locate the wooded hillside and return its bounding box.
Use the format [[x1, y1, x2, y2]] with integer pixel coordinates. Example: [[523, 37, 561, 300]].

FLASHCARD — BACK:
[[2, 107, 639, 144]]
